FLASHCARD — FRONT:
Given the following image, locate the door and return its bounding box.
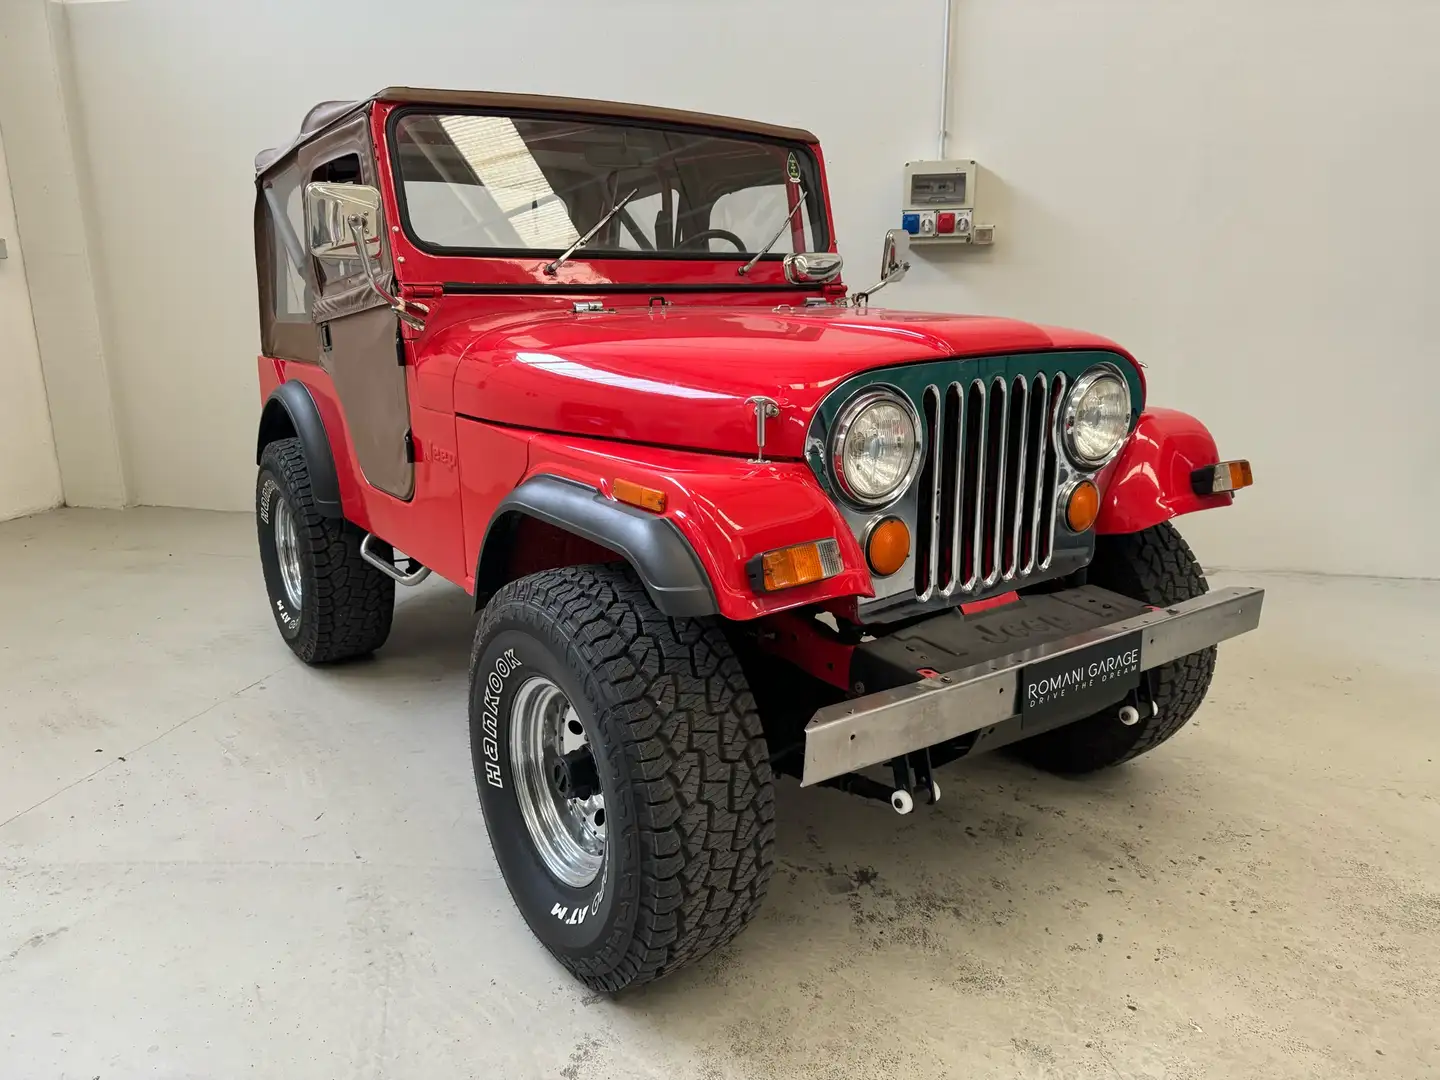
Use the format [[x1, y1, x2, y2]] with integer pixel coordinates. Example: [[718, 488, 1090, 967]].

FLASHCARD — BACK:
[[305, 147, 414, 501], [319, 304, 413, 500]]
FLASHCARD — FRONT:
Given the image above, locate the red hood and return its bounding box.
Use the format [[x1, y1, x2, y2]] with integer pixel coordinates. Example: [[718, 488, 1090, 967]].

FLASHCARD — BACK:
[[449, 306, 1137, 459]]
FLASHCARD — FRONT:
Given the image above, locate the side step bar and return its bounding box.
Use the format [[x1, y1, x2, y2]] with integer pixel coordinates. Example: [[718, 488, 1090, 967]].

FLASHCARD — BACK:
[[359, 533, 432, 586], [801, 586, 1264, 787]]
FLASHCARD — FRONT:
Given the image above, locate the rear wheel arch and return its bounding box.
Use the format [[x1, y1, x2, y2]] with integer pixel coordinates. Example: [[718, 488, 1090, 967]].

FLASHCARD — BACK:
[[474, 475, 717, 618], [257, 381, 342, 519]]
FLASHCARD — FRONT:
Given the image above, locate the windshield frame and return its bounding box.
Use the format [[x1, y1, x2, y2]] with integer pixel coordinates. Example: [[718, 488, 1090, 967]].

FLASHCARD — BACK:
[[384, 105, 831, 263]]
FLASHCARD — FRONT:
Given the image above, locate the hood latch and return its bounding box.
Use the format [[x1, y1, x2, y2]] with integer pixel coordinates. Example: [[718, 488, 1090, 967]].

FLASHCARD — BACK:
[[745, 396, 781, 464]]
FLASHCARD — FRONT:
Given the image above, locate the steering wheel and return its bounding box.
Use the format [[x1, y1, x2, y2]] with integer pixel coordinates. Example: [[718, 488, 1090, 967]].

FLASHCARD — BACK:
[[676, 229, 747, 252]]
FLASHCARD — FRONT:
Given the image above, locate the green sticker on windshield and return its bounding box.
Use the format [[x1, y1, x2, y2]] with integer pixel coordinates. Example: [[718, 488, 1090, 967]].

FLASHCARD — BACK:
[[786, 152, 802, 184]]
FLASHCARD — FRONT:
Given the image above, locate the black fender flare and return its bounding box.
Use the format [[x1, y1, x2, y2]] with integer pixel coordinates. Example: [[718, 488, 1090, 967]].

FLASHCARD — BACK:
[[256, 381, 342, 519], [476, 475, 718, 618]]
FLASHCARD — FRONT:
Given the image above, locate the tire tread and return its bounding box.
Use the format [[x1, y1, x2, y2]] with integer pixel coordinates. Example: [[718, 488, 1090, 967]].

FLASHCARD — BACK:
[[473, 564, 774, 991], [260, 438, 393, 663]]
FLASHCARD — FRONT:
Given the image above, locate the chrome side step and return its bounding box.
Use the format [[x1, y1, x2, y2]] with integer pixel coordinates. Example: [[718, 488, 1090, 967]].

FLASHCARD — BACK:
[[359, 533, 432, 586], [801, 585, 1265, 786]]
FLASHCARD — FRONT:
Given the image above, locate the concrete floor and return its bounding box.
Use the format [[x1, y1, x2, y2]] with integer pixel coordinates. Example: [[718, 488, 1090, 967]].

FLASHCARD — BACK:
[[1, 508, 1436, 1079]]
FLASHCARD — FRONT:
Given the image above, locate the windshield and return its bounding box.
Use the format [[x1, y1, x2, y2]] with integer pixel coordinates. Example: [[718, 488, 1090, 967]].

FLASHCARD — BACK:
[[390, 110, 827, 259]]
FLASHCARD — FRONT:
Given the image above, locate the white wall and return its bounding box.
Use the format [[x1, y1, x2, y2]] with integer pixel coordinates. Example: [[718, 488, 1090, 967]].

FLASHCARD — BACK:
[[56, 0, 1439, 577], [901, 0, 1440, 578], [0, 0, 129, 510], [0, 125, 64, 521], [59, 0, 943, 514]]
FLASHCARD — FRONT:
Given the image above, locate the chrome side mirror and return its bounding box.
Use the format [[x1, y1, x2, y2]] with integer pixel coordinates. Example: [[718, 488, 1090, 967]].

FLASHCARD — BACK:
[[304, 181, 426, 331], [783, 251, 844, 285], [306, 182, 382, 262], [879, 229, 911, 285], [853, 230, 911, 307]]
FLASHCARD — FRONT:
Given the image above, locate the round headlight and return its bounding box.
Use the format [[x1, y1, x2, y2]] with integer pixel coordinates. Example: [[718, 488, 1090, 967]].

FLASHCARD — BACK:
[[1063, 368, 1132, 467], [830, 389, 922, 506]]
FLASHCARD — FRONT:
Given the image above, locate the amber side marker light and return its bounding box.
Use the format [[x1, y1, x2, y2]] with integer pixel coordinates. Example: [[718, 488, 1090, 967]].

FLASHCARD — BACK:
[[612, 478, 667, 513], [1192, 460, 1254, 496], [867, 517, 911, 576], [1066, 480, 1100, 532], [749, 539, 843, 593]]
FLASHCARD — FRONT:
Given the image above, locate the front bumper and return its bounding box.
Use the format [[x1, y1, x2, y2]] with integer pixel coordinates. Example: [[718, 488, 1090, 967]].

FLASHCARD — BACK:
[[800, 585, 1265, 786]]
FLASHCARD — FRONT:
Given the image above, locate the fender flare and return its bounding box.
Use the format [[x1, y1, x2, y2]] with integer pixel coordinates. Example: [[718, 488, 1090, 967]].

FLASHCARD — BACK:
[[256, 381, 343, 519], [1095, 407, 1233, 535], [476, 475, 718, 618]]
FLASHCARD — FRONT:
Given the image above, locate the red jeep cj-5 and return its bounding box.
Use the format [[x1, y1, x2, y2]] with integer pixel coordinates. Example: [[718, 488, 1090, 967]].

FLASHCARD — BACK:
[[252, 88, 1263, 990]]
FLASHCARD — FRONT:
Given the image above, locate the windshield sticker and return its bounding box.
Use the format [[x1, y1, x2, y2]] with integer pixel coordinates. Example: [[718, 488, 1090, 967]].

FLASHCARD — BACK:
[[786, 152, 802, 185]]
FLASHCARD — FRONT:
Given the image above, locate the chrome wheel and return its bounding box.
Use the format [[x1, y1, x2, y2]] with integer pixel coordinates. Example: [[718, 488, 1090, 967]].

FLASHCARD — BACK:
[[273, 497, 304, 610], [509, 676, 606, 888]]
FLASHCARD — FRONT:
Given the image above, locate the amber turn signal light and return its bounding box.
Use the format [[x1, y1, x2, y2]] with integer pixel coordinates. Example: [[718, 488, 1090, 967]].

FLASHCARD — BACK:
[[1191, 460, 1253, 496], [752, 538, 843, 592], [1065, 480, 1100, 532], [866, 517, 910, 576], [612, 478, 667, 513]]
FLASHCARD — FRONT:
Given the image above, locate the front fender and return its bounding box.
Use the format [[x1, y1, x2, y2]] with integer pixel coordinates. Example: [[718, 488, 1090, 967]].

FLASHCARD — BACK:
[[480, 474, 718, 618], [1096, 407, 1233, 535], [520, 434, 873, 622]]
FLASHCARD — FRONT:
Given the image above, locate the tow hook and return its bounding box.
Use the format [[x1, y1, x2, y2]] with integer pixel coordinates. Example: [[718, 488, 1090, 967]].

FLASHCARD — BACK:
[[820, 749, 940, 814], [1119, 673, 1160, 727], [890, 749, 940, 814]]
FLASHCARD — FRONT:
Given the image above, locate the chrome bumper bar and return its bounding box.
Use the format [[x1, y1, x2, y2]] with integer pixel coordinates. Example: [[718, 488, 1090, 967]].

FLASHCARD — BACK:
[[801, 586, 1265, 787]]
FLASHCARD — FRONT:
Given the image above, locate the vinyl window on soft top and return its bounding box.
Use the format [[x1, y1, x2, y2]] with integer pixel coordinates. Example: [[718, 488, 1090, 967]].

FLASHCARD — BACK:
[[390, 111, 826, 257], [264, 161, 311, 322]]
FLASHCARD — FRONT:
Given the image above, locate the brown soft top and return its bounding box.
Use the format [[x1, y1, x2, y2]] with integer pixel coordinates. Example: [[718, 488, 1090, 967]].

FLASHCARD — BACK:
[[255, 86, 819, 176]]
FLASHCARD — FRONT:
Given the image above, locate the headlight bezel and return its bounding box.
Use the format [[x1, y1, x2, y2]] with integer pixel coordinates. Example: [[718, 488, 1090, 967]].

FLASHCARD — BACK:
[[828, 387, 924, 509], [1062, 365, 1133, 469]]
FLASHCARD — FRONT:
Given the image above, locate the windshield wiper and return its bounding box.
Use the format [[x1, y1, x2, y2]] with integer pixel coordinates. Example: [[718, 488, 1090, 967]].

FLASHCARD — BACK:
[[738, 190, 807, 276], [544, 188, 639, 276]]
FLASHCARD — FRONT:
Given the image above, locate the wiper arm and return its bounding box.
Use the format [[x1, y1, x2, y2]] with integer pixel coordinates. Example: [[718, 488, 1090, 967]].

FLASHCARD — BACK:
[[544, 188, 639, 276], [738, 190, 806, 276]]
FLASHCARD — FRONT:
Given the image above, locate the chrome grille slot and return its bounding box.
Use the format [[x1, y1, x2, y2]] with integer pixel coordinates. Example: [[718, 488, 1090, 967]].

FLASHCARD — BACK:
[[959, 381, 985, 590], [1000, 376, 1029, 578], [981, 379, 1006, 584], [935, 384, 963, 593], [913, 387, 940, 599], [1018, 375, 1048, 572], [1036, 374, 1066, 569], [911, 369, 1066, 601]]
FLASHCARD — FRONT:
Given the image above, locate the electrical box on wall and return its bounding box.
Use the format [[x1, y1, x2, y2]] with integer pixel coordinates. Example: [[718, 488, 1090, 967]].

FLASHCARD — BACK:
[[901, 160, 995, 246]]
